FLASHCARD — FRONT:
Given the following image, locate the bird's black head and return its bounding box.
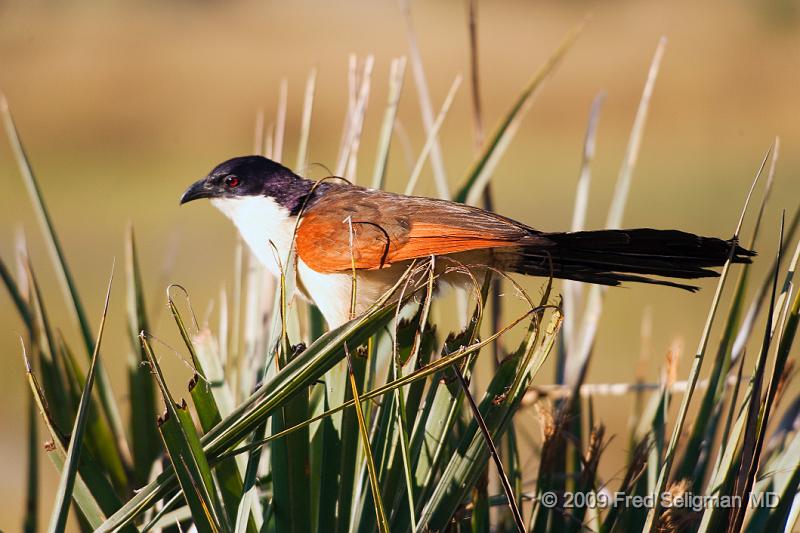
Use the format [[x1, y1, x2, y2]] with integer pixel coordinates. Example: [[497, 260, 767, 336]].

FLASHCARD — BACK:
[[180, 155, 313, 211]]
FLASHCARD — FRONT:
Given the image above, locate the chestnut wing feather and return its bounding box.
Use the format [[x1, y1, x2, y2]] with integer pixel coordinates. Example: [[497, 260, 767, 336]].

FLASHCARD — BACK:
[[295, 185, 536, 272]]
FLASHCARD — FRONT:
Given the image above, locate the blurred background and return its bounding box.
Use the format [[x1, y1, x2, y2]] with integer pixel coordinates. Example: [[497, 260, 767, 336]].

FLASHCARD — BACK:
[[1, 0, 798, 528]]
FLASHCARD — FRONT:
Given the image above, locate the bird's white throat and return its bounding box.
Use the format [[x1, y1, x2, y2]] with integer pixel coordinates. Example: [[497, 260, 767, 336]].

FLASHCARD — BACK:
[[211, 196, 297, 278]]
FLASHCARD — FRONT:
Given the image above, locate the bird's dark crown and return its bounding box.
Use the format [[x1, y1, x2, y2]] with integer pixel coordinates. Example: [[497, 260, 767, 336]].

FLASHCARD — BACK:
[[181, 155, 318, 213]]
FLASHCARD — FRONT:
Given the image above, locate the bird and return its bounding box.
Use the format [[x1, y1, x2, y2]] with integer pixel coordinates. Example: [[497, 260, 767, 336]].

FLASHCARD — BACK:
[[180, 155, 755, 328]]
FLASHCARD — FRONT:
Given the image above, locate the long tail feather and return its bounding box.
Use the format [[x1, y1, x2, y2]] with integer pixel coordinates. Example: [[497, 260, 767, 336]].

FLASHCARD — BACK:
[[506, 228, 755, 292]]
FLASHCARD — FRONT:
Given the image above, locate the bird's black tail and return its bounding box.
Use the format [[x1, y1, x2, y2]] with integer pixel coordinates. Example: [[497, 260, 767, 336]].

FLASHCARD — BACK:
[[506, 228, 755, 292]]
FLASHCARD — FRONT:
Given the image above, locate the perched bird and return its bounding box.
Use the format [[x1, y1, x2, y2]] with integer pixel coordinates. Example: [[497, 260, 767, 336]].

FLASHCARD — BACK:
[[181, 155, 754, 328]]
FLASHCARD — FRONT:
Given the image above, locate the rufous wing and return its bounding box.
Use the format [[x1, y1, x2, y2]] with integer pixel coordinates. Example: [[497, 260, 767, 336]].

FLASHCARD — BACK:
[[295, 185, 535, 273]]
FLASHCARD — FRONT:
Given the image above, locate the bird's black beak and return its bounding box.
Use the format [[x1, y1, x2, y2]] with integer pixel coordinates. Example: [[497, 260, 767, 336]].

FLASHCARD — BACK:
[[180, 178, 212, 205]]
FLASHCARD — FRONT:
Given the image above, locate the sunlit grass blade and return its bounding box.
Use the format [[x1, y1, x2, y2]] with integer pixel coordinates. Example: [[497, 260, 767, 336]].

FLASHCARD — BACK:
[[47, 263, 113, 533], [642, 145, 771, 532], [141, 493, 190, 532], [757, 410, 800, 530], [296, 67, 317, 172], [371, 56, 407, 190], [566, 37, 666, 386], [675, 142, 780, 482], [273, 78, 288, 162], [727, 219, 785, 532], [606, 36, 666, 230], [387, 270, 436, 529], [188, 374, 256, 533], [262, 229, 310, 532], [336, 55, 375, 181], [561, 91, 604, 373], [403, 75, 462, 196], [454, 18, 587, 205], [346, 343, 390, 532], [399, 0, 449, 199]]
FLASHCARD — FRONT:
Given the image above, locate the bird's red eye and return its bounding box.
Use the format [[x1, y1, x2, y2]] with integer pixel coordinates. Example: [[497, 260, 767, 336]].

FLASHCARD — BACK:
[[224, 176, 240, 188]]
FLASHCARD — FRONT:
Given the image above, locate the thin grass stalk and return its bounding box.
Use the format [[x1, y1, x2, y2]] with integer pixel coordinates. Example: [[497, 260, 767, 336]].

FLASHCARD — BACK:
[[399, 0, 450, 199], [566, 38, 666, 386], [371, 57, 407, 190], [454, 368, 525, 532], [466, 0, 505, 375], [274, 78, 288, 163], [226, 237, 243, 393], [457, 19, 587, 205], [709, 346, 747, 493], [642, 146, 770, 532], [730, 206, 800, 370], [47, 264, 113, 533], [728, 218, 785, 532], [346, 343, 390, 532], [140, 492, 185, 532], [561, 92, 604, 378], [336, 53, 357, 160], [391, 354, 417, 531], [296, 68, 317, 172], [262, 242, 304, 531], [253, 108, 265, 155], [404, 75, 462, 195], [606, 37, 666, 229], [336, 55, 375, 180], [676, 142, 779, 482]]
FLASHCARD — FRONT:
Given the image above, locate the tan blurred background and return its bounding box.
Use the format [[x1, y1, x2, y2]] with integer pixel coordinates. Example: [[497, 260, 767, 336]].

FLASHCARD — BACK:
[[1, 0, 799, 528]]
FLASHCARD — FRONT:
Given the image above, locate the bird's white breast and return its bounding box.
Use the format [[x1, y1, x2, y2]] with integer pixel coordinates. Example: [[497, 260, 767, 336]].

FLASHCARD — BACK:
[[211, 196, 296, 278], [211, 195, 360, 326]]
